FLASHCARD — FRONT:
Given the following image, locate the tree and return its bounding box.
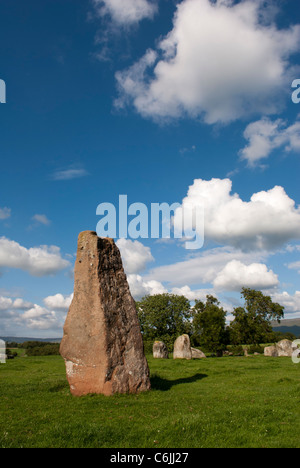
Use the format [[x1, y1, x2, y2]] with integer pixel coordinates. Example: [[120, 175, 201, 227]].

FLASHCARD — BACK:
[[192, 295, 229, 355], [229, 288, 284, 345], [136, 293, 192, 350]]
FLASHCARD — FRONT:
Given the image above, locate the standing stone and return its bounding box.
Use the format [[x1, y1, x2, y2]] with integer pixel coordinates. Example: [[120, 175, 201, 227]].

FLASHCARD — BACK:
[[191, 347, 206, 359], [264, 345, 278, 357], [276, 339, 295, 357], [153, 341, 168, 359], [60, 231, 151, 396], [264, 339, 297, 358], [173, 334, 192, 360]]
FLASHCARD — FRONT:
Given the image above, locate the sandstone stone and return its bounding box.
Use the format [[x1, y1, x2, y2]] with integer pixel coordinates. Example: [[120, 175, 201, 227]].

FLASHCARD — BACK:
[[60, 231, 151, 396], [264, 345, 278, 357], [173, 334, 192, 360], [153, 341, 168, 359], [191, 347, 206, 359]]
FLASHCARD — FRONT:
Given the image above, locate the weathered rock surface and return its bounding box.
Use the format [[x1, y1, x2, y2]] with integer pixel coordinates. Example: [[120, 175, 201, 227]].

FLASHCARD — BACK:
[[153, 341, 168, 359], [264, 339, 297, 358], [60, 231, 151, 396], [191, 347, 206, 359], [276, 339, 296, 357], [173, 334, 192, 360], [264, 345, 278, 357]]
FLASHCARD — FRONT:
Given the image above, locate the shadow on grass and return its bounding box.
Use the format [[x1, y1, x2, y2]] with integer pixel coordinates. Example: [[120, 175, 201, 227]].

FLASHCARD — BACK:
[[150, 373, 208, 391]]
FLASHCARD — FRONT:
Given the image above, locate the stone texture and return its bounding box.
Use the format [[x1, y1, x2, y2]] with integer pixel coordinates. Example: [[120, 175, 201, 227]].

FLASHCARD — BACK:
[[153, 341, 168, 359], [173, 334, 192, 360], [191, 347, 206, 359], [60, 231, 151, 396], [264, 345, 278, 357], [276, 339, 296, 357], [264, 339, 297, 358]]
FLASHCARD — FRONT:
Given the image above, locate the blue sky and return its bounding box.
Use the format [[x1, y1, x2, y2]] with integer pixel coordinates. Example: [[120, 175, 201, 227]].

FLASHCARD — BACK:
[[0, 0, 300, 338]]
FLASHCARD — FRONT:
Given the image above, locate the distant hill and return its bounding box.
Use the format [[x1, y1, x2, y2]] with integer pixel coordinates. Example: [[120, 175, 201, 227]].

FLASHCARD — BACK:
[[0, 336, 62, 344], [272, 318, 300, 338]]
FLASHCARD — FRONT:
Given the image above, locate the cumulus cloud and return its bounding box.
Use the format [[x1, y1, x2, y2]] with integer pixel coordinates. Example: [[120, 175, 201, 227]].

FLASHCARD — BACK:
[[240, 117, 300, 166], [19, 305, 59, 331], [0, 292, 72, 334], [170, 285, 215, 302], [115, 0, 300, 124], [127, 273, 167, 299], [116, 238, 154, 274], [43, 293, 73, 311], [145, 245, 267, 287], [93, 0, 157, 26], [271, 291, 300, 317], [213, 260, 279, 291], [173, 178, 300, 251], [0, 237, 70, 277]]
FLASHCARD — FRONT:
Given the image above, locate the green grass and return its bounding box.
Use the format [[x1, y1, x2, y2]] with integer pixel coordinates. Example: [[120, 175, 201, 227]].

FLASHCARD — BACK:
[[0, 354, 299, 448]]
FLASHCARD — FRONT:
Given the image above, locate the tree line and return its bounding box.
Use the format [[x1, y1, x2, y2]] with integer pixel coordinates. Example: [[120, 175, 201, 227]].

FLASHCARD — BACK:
[[136, 287, 292, 355]]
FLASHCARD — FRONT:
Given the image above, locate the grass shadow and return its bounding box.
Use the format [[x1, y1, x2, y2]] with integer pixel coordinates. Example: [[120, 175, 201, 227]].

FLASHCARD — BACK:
[[150, 373, 208, 391]]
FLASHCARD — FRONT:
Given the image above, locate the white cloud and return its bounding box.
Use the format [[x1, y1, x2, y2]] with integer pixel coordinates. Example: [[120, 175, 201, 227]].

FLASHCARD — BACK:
[[20, 305, 59, 331], [0, 296, 37, 312], [145, 245, 266, 287], [11, 298, 34, 310], [0, 292, 72, 334], [0, 237, 70, 277], [240, 117, 300, 166], [213, 259, 279, 291], [117, 238, 154, 274], [93, 0, 157, 26], [51, 167, 89, 181], [271, 291, 300, 317], [0, 296, 14, 311], [174, 178, 300, 251], [31, 214, 51, 226], [127, 274, 167, 299], [0, 207, 11, 220], [115, 0, 300, 124], [170, 285, 214, 301], [287, 260, 300, 274], [43, 293, 73, 311]]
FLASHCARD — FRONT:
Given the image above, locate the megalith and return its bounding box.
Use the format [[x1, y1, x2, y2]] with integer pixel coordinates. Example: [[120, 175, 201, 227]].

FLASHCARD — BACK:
[[191, 347, 206, 359], [60, 231, 151, 396], [153, 341, 168, 359], [173, 334, 192, 360], [276, 339, 296, 357]]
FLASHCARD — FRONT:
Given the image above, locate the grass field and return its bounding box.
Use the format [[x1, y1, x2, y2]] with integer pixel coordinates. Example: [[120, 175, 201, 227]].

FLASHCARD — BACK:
[[0, 353, 299, 448]]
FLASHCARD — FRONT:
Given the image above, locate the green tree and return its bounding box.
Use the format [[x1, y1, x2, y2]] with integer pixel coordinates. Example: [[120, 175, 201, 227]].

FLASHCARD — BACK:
[[136, 293, 192, 350], [192, 295, 228, 355], [229, 288, 284, 345]]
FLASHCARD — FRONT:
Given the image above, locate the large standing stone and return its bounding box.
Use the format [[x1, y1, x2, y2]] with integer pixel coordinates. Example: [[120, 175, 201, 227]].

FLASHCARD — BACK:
[[60, 231, 151, 396], [153, 341, 168, 359], [173, 334, 192, 360]]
